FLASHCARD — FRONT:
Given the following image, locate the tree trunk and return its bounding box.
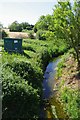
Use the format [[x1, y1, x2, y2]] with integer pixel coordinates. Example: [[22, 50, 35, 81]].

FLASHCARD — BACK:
[[74, 48, 80, 70]]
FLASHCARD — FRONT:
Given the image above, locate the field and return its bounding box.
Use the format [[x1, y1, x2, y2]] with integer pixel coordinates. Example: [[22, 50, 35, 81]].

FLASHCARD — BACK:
[[6, 31, 29, 39]]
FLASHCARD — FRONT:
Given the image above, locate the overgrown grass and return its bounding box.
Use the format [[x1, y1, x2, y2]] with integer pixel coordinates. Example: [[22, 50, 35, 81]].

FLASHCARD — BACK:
[[0, 39, 4, 47], [60, 87, 80, 119], [55, 52, 80, 119], [1, 38, 68, 119]]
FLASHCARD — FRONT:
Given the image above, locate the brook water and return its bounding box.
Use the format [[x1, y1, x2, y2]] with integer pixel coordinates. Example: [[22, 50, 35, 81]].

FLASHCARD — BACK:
[[41, 58, 69, 119]]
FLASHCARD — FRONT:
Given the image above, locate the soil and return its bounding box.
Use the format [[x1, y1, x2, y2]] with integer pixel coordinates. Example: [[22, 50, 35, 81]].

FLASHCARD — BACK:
[[55, 54, 80, 90]]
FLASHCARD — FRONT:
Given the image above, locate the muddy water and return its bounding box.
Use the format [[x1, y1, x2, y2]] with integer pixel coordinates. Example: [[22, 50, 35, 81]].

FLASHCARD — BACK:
[[41, 58, 69, 119]]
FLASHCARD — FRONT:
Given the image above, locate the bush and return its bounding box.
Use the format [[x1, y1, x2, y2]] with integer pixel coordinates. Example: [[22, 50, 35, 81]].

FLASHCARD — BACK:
[[45, 31, 55, 41], [9, 21, 22, 32], [28, 31, 35, 39], [60, 87, 79, 118], [2, 67, 40, 119], [11, 61, 43, 89], [2, 30, 8, 39], [33, 26, 37, 33], [36, 30, 46, 40], [2, 38, 68, 119]]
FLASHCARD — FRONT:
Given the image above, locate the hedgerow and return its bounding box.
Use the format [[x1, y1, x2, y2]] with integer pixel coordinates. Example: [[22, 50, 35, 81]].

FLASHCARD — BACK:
[[1, 38, 68, 119]]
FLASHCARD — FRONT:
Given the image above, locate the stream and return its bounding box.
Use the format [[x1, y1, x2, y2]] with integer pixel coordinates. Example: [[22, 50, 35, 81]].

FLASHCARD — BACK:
[[43, 58, 60, 99], [41, 57, 69, 119]]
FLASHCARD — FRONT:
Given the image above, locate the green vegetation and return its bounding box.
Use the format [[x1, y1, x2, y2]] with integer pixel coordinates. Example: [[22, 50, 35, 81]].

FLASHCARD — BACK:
[[0, 39, 3, 47], [28, 31, 35, 39], [34, 1, 80, 68], [1, 51, 42, 119], [60, 87, 79, 118], [2, 30, 8, 39], [1, 37, 68, 119], [0, 0, 80, 119], [2, 67, 39, 119], [53, 1, 80, 68], [8, 21, 34, 32], [55, 52, 80, 119]]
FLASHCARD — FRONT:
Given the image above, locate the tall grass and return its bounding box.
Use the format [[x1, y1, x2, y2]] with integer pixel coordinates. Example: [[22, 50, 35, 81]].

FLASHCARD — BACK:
[[1, 38, 68, 119]]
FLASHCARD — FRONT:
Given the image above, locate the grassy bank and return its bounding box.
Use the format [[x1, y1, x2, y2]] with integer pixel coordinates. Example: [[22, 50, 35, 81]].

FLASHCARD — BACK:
[[54, 50, 80, 119], [1, 38, 68, 119]]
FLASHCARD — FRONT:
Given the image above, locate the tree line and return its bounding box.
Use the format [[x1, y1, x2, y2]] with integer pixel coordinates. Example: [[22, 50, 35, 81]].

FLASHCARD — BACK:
[[8, 21, 34, 32], [34, 0, 80, 69]]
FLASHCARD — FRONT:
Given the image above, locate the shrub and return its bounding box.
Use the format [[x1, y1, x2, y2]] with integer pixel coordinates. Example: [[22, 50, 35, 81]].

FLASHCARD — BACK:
[[45, 31, 55, 41], [9, 21, 22, 32], [28, 31, 35, 39], [12, 62, 43, 89], [60, 87, 79, 119], [2, 38, 68, 119], [33, 26, 37, 33], [2, 30, 8, 39], [2, 67, 40, 119], [36, 30, 46, 40]]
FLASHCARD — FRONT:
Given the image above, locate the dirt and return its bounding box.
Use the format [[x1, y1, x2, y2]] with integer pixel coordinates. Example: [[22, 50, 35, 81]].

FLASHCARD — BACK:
[[55, 54, 80, 90]]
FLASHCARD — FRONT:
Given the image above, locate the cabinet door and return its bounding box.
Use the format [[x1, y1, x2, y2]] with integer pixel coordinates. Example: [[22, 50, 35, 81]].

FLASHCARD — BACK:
[[4, 40, 13, 51], [14, 40, 18, 50]]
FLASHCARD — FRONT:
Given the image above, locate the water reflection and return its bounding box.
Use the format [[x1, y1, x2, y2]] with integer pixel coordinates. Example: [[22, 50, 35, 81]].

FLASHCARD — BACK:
[[43, 59, 60, 99], [41, 58, 69, 119]]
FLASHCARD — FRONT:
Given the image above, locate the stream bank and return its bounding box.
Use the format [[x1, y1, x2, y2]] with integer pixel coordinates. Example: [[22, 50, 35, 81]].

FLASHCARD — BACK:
[[41, 57, 69, 119], [54, 53, 80, 119]]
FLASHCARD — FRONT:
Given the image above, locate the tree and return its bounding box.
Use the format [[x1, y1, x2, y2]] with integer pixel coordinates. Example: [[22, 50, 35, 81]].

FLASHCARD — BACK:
[[9, 21, 22, 32], [0, 23, 8, 39], [20, 22, 34, 30], [33, 14, 54, 40], [9, 21, 34, 32], [2, 30, 8, 39], [20, 22, 29, 30], [53, 1, 80, 68], [73, 1, 80, 68], [34, 15, 52, 31]]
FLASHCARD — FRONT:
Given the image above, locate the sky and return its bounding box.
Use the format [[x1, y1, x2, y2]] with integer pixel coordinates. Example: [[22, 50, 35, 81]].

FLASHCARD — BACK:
[[0, 0, 73, 27]]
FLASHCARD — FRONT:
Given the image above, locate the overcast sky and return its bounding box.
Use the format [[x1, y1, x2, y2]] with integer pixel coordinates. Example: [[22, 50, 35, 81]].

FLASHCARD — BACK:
[[0, 0, 73, 27]]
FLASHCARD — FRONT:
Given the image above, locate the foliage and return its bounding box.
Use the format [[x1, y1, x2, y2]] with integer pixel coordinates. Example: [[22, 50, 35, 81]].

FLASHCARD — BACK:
[[60, 87, 80, 119], [33, 25, 37, 33], [2, 67, 40, 119], [0, 39, 4, 47], [9, 61, 42, 89], [2, 30, 8, 39], [34, 15, 52, 32], [1, 36, 68, 119], [25, 24, 34, 30], [9, 21, 34, 32], [33, 1, 80, 68], [44, 31, 55, 41], [53, 1, 80, 67], [56, 52, 80, 119], [36, 30, 46, 40], [21, 22, 29, 29], [9, 21, 22, 32], [28, 31, 35, 39]]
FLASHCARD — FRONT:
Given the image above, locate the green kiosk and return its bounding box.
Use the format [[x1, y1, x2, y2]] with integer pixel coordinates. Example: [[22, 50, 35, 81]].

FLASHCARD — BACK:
[[4, 38, 22, 53]]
